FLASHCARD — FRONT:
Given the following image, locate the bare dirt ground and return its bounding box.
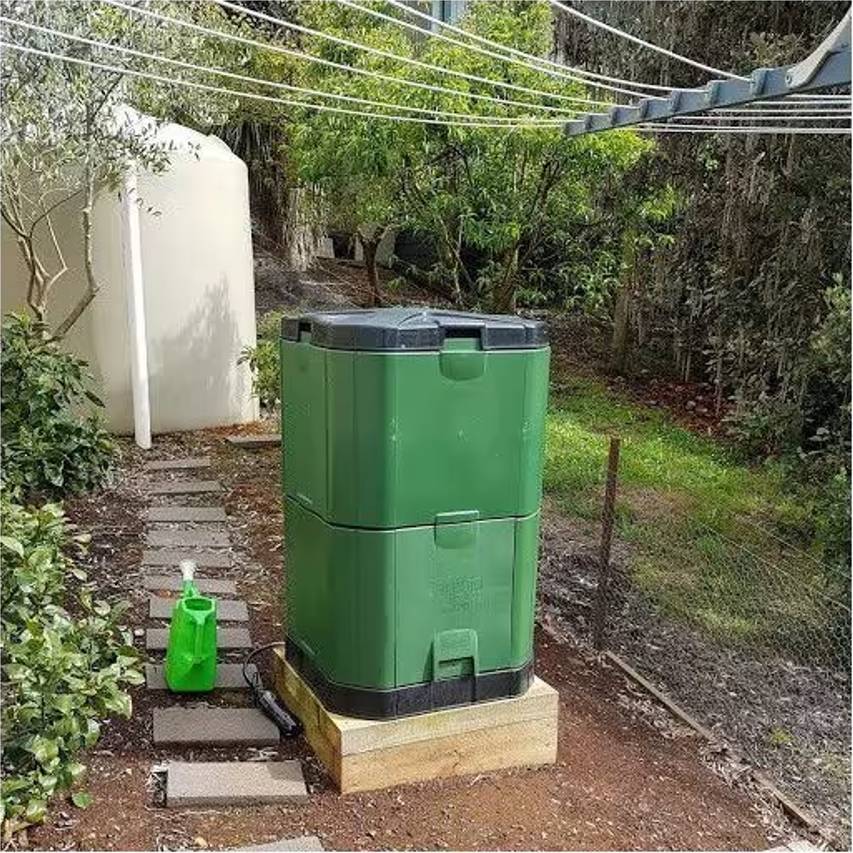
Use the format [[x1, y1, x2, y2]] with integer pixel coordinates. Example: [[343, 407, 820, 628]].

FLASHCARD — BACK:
[[536, 506, 852, 848], [254, 250, 447, 316], [25, 431, 789, 853]]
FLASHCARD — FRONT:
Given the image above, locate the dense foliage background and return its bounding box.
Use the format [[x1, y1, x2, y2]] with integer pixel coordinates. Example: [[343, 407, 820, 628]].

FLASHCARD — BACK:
[[552, 0, 851, 560]]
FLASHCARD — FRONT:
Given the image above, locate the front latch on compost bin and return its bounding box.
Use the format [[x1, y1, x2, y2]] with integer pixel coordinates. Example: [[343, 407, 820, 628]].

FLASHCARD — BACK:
[[439, 336, 486, 380], [432, 628, 479, 681]]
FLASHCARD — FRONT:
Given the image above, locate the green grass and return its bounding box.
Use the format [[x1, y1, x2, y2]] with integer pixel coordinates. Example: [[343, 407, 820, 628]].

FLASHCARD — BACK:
[[544, 378, 846, 661], [545, 377, 792, 526]]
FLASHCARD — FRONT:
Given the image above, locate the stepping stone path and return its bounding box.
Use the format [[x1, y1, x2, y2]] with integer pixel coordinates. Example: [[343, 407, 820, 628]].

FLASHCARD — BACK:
[[143, 548, 232, 568], [144, 574, 237, 595], [145, 457, 212, 471], [226, 434, 281, 448], [135, 455, 307, 813], [236, 836, 324, 851], [147, 479, 222, 495], [149, 595, 249, 622], [153, 707, 279, 746], [146, 626, 252, 651], [165, 761, 307, 807], [143, 506, 228, 522], [146, 528, 230, 548], [146, 663, 256, 691]]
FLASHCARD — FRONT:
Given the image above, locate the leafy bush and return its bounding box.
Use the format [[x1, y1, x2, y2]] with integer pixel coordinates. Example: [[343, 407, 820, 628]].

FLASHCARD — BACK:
[[0, 496, 142, 833], [239, 311, 283, 411], [1, 314, 117, 500]]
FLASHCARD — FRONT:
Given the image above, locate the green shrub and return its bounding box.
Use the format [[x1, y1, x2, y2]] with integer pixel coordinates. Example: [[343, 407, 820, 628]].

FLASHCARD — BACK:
[[0, 496, 142, 834], [1, 314, 117, 500], [239, 311, 283, 411]]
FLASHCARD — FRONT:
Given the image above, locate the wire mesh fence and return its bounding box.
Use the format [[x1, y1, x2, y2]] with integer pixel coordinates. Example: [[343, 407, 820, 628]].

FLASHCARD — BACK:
[[538, 436, 851, 844]]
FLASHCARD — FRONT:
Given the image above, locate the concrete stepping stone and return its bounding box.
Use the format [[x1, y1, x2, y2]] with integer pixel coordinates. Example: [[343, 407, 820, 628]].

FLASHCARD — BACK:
[[143, 574, 237, 595], [153, 707, 279, 746], [146, 529, 230, 548], [149, 596, 248, 622], [143, 506, 227, 523], [165, 760, 306, 807], [237, 836, 324, 851], [142, 548, 232, 568], [147, 479, 222, 495], [146, 627, 251, 651], [226, 434, 280, 448], [145, 662, 256, 690], [144, 457, 211, 471]]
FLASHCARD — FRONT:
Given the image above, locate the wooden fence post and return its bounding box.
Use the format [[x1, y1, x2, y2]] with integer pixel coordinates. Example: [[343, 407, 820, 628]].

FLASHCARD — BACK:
[[593, 436, 621, 651]]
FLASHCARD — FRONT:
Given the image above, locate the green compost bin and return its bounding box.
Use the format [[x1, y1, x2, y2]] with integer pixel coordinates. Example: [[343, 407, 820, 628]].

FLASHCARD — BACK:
[[280, 308, 550, 719]]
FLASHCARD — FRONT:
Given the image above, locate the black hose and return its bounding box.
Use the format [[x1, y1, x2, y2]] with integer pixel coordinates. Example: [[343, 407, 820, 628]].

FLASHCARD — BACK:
[[242, 642, 302, 738]]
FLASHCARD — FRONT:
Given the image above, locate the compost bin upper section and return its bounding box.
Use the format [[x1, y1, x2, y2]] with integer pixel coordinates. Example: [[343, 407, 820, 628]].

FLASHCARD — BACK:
[[280, 307, 547, 351]]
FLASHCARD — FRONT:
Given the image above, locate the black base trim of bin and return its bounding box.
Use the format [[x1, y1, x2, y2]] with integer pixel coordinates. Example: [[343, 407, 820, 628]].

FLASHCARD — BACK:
[[285, 637, 533, 720]]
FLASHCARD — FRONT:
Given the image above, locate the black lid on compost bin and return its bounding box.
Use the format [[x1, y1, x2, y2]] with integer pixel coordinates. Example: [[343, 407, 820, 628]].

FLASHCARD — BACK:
[[280, 307, 547, 351]]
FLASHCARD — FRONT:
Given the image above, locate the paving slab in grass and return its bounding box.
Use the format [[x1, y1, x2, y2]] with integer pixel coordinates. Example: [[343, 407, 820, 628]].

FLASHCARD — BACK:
[[142, 506, 227, 523], [149, 596, 248, 622], [142, 548, 232, 568], [236, 836, 324, 851], [165, 760, 306, 807], [153, 707, 279, 746], [145, 662, 255, 690], [146, 529, 230, 548], [146, 479, 222, 495], [226, 434, 280, 448], [144, 457, 211, 471], [143, 575, 236, 595], [146, 627, 251, 651]]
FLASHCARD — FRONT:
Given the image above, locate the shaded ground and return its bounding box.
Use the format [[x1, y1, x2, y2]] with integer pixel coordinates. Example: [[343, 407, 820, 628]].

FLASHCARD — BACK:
[[27, 432, 783, 852], [254, 250, 446, 315]]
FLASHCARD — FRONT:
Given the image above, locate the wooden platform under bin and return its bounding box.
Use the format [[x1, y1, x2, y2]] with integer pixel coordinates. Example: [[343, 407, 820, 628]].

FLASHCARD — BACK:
[[272, 648, 558, 793]]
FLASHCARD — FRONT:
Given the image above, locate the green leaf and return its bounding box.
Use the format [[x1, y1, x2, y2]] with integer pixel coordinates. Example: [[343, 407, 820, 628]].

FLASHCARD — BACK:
[[23, 798, 46, 824], [84, 718, 100, 747], [30, 736, 59, 765], [0, 536, 24, 557], [71, 791, 93, 809], [67, 762, 86, 783]]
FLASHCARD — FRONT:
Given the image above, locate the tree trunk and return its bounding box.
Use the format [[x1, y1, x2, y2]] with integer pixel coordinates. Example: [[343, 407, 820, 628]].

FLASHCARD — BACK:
[[609, 229, 637, 375], [358, 234, 382, 307], [490, 246, 519, 314], [282, 186, 323, 272], [53, 168, 99, 340]]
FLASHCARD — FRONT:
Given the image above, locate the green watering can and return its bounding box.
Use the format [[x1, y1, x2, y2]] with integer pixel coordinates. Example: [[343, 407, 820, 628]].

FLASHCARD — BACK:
[[164, 560, 218, 692]]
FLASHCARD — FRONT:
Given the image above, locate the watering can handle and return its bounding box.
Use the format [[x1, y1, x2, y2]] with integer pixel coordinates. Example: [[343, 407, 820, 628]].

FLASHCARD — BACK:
[[192, 616, 205, 664]]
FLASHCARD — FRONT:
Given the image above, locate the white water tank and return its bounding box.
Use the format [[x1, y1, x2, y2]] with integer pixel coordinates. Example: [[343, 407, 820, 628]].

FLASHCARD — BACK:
[[1, 113, 258, 434]]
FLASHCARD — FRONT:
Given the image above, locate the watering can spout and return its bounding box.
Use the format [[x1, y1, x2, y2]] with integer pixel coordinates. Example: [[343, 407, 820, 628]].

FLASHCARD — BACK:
[[180, 559, 196, 583]]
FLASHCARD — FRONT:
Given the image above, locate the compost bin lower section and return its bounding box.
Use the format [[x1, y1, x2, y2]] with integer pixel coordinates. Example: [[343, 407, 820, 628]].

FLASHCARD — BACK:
[[286, 637, 533, 719], [284, 497, 541, 719]]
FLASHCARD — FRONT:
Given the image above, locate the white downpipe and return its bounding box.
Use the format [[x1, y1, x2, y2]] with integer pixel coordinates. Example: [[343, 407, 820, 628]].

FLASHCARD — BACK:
[[120, 169, 152, 449]]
